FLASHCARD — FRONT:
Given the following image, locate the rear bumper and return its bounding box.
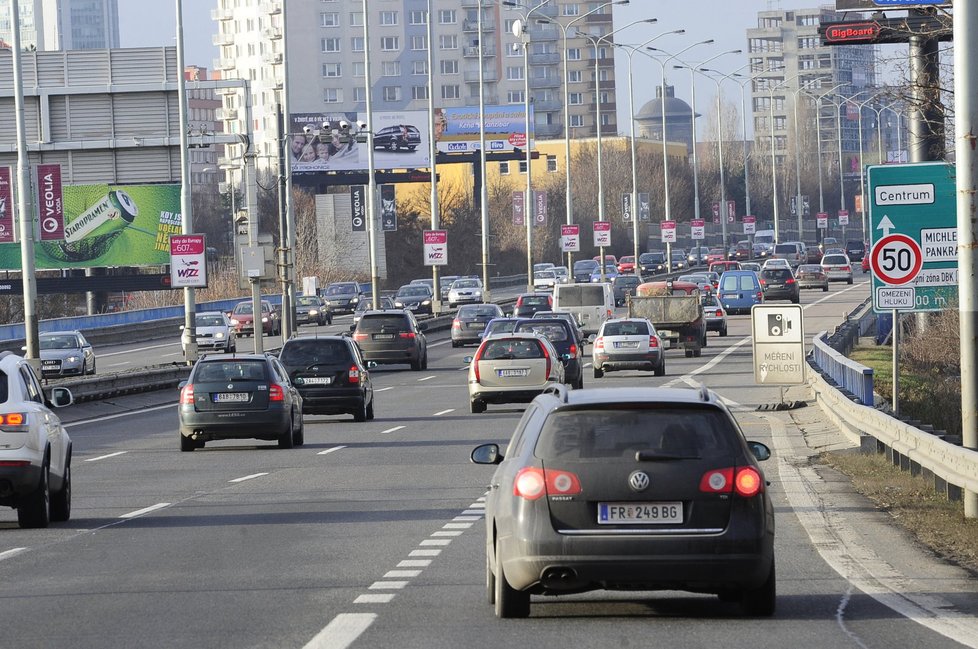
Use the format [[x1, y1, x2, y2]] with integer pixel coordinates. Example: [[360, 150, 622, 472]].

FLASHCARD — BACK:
[[594, 351, 661, 371], [0, 461, 42, 502], [361, 348, 420, 364], [470, 384, 549, 405], [179, 406, 291, 441], [452, 328, 486, 343], [297, 387, 365, 415]]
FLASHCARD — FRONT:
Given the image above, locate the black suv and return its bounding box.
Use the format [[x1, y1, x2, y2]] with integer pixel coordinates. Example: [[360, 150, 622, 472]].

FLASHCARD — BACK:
[[638, 251, 667, 278], [513, 318, 584, 390], [845, 240, 867, 262], [279, 336, 375, 422], [759, 267, 800, 303], [373, 125, 421, 152], [512, 293, 552, 318], [353, 310, 428, 371], [612, 275, 642, 307]]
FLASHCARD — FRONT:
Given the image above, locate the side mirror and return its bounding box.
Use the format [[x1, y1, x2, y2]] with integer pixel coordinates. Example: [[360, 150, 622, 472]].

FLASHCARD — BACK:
[[462, 355, 473, 364], [418, 323, 427, 332], [587, 334, 596, 343], [21, 345, 27, 352], [366, 361, 378, 368], [178, 380, 188, 390], [470, 443, 503, 465], [748, 441, 771, 461], [349, 324, 356, 332], [47, 386, 73, 408]]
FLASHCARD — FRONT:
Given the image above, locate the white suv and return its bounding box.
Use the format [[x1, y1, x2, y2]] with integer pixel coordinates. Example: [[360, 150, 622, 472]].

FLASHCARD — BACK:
[[0, 352, 74, 528]]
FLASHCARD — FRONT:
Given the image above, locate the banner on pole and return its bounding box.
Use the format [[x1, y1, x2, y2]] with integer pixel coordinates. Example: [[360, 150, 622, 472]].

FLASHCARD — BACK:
[[351, 186, 366, 232], [512, 191, 525, 226], [534, 191, 547, 227], [380, 184, 397, 232], [36, 163, 64, 241], [0, 167, 13, 243], [560, 224, 580, 252], [690, 219, 705, 240]]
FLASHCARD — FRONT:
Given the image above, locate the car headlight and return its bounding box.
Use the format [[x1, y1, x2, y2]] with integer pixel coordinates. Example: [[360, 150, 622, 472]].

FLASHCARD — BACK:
[[230, 318, 239, 325], [309, 309, 319, 315], [214, 332, 225, 339], [323, 299, 332, 305], [394, 301, 404, 307], [474, 290, 482, 296], [66, 355, 79, 363], [351, 297, 359, 303], [422, 300, 431, 305], [261, 317, 269, 323]]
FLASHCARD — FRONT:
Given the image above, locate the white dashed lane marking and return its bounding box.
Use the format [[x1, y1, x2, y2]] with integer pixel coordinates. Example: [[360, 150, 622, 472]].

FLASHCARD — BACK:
[[318, 446, 347, 456], [84, 451, 127, 462], [381, 426, 405, 435], [229, 473, 268, 483], [433, 409, 454, 416], [119, 503, 170, 519]]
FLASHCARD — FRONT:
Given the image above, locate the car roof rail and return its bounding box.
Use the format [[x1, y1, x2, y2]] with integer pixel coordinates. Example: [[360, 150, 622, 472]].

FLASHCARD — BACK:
[[690, 381, 713, 402], [542, 383, 569, 403]]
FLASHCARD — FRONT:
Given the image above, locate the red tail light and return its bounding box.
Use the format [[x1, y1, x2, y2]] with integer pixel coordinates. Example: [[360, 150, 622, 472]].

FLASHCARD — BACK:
[[513, 467, 582, 500], [399, 332, 416, 339], [269, 384, 285, 402], [569, 343, 577, 357], [648, 335, 659, 348], [841, 265, 851, 272], [472, 342, 486, 382], [0, 460, 30, 467], [516, 295, 524, 306], [715, 309, 723, 317], [758, 278, 766, 286], [180, 384, 195, 405], [548, 296, 553, 307], [353, 333, 368, 341], [452, 319, 461, 329], [785, 278, 796, 285], [594, 336, 604, 351], [756, 291, 764, 301], [0, 413, 25, 426], [540, 341, 551, 378], [700, 467, 764, 497], [348, 365, 360, 384]]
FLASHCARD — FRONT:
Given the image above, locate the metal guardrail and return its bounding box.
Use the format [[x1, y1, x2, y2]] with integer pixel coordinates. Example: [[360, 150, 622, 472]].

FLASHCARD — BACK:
[[811, 332, 875, 406]]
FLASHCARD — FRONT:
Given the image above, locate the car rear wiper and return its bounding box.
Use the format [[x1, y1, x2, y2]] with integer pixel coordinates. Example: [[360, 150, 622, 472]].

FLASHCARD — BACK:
[[635, 450, 700, 461]]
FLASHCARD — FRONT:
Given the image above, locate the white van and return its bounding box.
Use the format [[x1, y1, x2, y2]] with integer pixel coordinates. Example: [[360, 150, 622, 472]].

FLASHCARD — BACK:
[[552, 283, 614, 335]]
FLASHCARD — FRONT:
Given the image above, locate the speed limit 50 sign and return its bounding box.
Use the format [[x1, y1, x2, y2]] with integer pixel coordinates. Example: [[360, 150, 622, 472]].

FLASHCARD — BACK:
[[867, 162, 957, 313]]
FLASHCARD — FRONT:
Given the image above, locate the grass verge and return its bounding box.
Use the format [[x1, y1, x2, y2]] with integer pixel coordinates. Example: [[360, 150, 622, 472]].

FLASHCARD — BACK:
[[820, 450, 978, 575]]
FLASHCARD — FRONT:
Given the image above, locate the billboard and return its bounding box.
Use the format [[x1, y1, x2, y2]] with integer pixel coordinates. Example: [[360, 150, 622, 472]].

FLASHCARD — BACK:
[[433, 105, 533, 154], [289, 110, 431, 175], [0, 183, 182, 270]]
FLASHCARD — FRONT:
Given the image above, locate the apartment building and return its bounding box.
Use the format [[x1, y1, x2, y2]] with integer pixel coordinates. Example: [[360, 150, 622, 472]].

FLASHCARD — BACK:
[[0, 0, 119, 50], [210, 0, 620, 170]]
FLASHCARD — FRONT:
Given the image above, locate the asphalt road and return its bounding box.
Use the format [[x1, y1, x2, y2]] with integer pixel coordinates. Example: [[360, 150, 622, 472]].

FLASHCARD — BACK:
[[3, 276, 978, 649]]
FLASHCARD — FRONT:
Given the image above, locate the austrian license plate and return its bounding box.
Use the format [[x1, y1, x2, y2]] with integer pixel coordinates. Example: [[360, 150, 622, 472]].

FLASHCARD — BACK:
[[598, 502, 683, 524], [497, 368, 528, 378], [213, 392, 250, 403], [613, 341, 639, 349], [373, 334, 395, 340], [302, 377, 332, 385]]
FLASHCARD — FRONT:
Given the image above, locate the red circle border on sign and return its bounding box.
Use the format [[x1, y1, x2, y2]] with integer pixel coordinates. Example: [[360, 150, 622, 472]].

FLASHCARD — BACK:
[[870, 233, 923, 285]]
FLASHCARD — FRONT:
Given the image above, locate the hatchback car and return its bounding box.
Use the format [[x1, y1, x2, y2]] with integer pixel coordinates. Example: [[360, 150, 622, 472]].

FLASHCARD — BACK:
[[353, 296, 396, 324], [38, 330, 96, 377], [452, 303, 505, 347], [465, 333, 564, 413], [845, 239, 868, 262], [820, 253, 854, 284], [532, 270, 558, 292], [178, 354, 304, 451], [352, 310, 428, 371], [572, 259, 599, 283], [702, 294, 728, 336], [617, 255, 636, 274], [612, 275, 642, 306], [482, 317, 523, 340], [531, 311, 584, 346], [373, 124, 421, 151], [795, 264, 829, 292], [717, 270, 764, 315], [447, 278, 484, 308], [279, 336, 374, 422], [295, 295, 332, 327], [186, 311, 236, 354], [512, 293, 552, 318], [471, 385, 775, 618], [592, 317, 665, 377], [589, 264, 619, 283], [0, 352, 73, 528], [705, 247, 727, 264], [638, 251, 667, 277], [321, 282, 363, 314], [230, 300, 281, 336], [758, 267, 800, 303], [513, 318, 584, 390], [394, 284, 435, 315]]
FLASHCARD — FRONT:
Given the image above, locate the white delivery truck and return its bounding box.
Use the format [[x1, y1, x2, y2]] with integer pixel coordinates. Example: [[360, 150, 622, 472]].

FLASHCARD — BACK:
[[552, 282, 614, 335]]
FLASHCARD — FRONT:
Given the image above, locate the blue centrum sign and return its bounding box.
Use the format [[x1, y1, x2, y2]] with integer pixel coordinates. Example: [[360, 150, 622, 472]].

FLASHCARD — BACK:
[[867, 162, 957, 313]]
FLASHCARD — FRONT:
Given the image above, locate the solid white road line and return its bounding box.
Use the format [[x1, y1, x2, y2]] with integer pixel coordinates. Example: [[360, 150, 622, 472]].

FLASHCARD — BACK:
[[84, 451, 128, 462], [0, 548, 28, 561], [381, 426, 405, 435], [302, 613, 376, 649], [432, 409, 454, 416], [99, 342, 179, 357], [65, 403, 175, 428], [318, 446, 347, 456], [119, 503, 170, 519], [229, 473, 268, 483], [428, 340, 451, 348]]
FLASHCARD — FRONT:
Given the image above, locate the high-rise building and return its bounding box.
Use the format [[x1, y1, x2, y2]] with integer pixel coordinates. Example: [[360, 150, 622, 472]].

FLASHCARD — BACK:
[[0, 0, 119, 50], [747, 6, 879, 169], [211, 0, 620, 168]]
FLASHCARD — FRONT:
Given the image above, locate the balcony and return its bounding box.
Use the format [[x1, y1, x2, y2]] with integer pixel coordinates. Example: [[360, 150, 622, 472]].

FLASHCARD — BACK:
[[529, 26, 558, 42], [534, 4, 558, 18], [214, 58, 237, 71], [533, 99, 562, 111], [210, 8, 233, 21], [262, 52, 283, 65], [464, 70, 499, 82], [464, 45, 496, 57], [262, 27, 282, 40], [529, 52, 560, 65], [535, 123, 562, 137], [584, 12, 613, 24], [212, 32, 233, 47], [216, 108, 239, 120], [259, 1, 282, 15], [463, 19, 496, 32], [529, 76, 560, 89]]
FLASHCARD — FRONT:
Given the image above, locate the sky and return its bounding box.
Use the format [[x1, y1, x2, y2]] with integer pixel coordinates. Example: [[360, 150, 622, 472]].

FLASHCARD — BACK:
[[116, 0, 910, 140]]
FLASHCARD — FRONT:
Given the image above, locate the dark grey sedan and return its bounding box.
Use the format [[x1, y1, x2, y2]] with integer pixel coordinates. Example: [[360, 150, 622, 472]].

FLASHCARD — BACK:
[[471, 386, 775, 618], [451, 303, 504, 347]]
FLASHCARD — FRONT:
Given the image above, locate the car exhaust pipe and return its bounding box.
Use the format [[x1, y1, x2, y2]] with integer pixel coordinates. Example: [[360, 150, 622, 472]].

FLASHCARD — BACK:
[[541, 566, 578, 588]]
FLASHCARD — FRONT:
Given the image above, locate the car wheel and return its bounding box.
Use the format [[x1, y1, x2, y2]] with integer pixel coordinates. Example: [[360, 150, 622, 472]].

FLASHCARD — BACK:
[[353, 401, 368, 423], [87, 360, 96, 375], [470, 399, 486, 414], [720, 325, 728, 337], [847, 278, 853, 285], [451, 341, 460, 348], [654, 359, 666, 377], [17, 464, 50, 529], [685, 348, 694, 358], [388, 141, 397, 152], [421, 352, 429, 370], [574, 376, 584, 390], [366, 398, 375, 421], [702, 334, 708, 348], [292, 414, 305, 447], [50, 462, 71, 523], [494, 538, 530, 618], [823, 286, 829, 292], [791, 297, 800, 304], [741, 560, 776, 616], [278, 421, 295, 449], [486, 546, 496, 606], [180, 434, 195, 452], [593, 366, 603, 379], [693, 347, 702, 358], [411, 356, 423, 371]]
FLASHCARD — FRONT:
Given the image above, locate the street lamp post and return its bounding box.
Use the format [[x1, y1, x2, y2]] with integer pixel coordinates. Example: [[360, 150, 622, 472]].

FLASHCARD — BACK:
[[361, 0, 379, 309], [539, 0, 629, 272], [646, 40, 714, 271], [800, 82, 846, 239], [852, 92, 880, 242], [616, 30, 686, 274], [673, 50, 740, 248], [427, 0, 443, 311], [765, 72, 804, 243], [175, 0, 197, 363]]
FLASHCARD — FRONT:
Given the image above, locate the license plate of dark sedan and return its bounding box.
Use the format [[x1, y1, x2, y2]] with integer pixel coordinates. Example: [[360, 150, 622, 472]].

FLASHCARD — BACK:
[[213, 392, 250, 403], [598, 502, 683, 524], [373, 334, 395, 340], [497, 368, 528, 378], [302, 377, 332, 385], [468, 322, 484, 328]]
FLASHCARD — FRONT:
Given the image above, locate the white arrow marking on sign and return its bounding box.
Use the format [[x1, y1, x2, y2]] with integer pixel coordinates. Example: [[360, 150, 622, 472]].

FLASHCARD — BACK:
[[877, 215, 896, 237]]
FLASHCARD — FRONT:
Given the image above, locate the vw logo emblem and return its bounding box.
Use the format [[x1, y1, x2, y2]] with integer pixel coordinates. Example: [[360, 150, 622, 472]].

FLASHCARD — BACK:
[[628, 471, 650, 492]]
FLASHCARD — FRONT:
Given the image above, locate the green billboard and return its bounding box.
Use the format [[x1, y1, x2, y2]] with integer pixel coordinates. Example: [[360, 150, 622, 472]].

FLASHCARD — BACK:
[[0, 183, 182, 270]]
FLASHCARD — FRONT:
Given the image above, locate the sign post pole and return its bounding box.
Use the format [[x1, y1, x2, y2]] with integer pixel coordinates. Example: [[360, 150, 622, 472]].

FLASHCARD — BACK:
[[892, 308, 900, 416]]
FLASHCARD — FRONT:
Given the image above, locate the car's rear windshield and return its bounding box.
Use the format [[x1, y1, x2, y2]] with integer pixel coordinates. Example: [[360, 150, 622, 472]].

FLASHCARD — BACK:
[[535, 407, 738, 460], [822, 255, 848, 265], [774, 244, 798, 254], [0, 373, 7, 405], [602, 320, 650, 336], [720, 273, 757, 291], [484, 320, 518, 336], [280, 340, 352, 365], [357, 315, 409, 332], [797, 265, 822, 273], [556, 285, 606, 307], [459, 305, 500, 317], [325, 283, 357, 295], [514, 322, 569, 342], [762, 269, 793, 281], [520, 295, 550, 306], [194, 360, 268, 382], [480, 338, 545, 360], [196, 315, 225, 327]]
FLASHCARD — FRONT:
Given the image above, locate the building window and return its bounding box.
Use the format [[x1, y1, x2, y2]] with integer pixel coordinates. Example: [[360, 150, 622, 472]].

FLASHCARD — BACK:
[[412, 85, 429, 100], [507, 90, 525, 104], [499, 161, 510, 175], [567, 48, 581, 61], [438, 9, 456, 24], [506, 66, 524, 81], [382, 61, 401, 76], [568, 70, 582, 83], [562, 3, 580, 16], [546, 155, 557, 172], [381, 36, 400, 51], [412, 60, 428, 75], [353, 87, 366, 102], [322, 37, 341, 53], [409, 10, 426, 25], [383, 86, 402, 101], [568, 93, 583, 105], [798, 37, 818, 49], [353, 61, 365, 77], [323, 88, 342, 103], [441, 84, 461, 99], [439, 34, 458, 50], [518, 160, 528, 173], [380, 11, 398, 26], [320, 12, 339, 27], [440, 59, 459, 74], [349, 11, 363, 27], [570, 114, 584, 128], [411, 35, 428, 51], [351, 36, 364, 52], [322, 63, 341, 78]]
